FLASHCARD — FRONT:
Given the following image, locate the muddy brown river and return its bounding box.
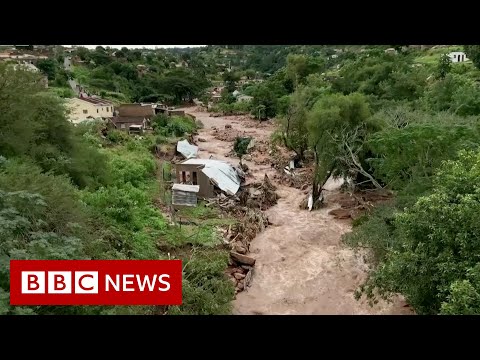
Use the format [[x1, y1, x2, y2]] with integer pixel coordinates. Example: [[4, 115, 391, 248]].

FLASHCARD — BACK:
[[184, 108, 413, 315]]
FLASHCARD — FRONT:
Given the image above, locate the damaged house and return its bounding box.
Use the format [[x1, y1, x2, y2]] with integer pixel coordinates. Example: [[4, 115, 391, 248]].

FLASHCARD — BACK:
[[174, 159, 241, 199], [108, 103, 156, 134]]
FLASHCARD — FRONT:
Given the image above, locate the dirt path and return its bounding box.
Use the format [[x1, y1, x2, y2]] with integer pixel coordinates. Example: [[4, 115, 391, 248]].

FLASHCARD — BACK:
[[184, 108, 413, 315]]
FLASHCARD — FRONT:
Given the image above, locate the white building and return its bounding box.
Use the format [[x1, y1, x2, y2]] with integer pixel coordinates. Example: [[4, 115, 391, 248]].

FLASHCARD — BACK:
[[66, 96, 114, 124], [237, 94, 253, 103], [448, 51, 468, 63]]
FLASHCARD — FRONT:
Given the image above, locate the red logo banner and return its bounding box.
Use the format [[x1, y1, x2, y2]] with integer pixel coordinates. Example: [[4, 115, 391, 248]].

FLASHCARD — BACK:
[[9, 260, 182, 305]]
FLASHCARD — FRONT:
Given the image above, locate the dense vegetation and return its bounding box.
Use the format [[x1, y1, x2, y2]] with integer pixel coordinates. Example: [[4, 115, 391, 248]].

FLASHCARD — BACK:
[[0, 63, 233, 314], [255, 45, 480, 314]]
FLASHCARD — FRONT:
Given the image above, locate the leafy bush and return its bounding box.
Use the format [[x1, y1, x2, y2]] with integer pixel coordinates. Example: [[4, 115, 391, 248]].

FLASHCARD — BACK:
[[352, 150, 480, 314], [106, 129, 131, 144], [154, 116, 196, 137], [234, 137, 252, 158], [168, 250, 234, 315]]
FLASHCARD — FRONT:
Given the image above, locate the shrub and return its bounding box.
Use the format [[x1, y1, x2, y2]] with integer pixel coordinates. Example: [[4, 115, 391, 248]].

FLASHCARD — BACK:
[[106, 130, 130, 144]]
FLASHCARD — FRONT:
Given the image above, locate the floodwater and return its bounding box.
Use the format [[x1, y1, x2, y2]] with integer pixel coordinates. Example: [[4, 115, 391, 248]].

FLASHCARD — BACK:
[[184, 108, 413, 315]]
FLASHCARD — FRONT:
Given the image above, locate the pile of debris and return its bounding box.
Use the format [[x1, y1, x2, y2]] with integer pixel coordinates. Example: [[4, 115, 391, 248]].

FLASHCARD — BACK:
[[238, 174, 279, 211], [211, 124, 257, 143], [208, 175, 279, 294], [212, 129, 245, 142], [273, 167, 313, 190], [226, 263, 254, 293], [225, 209, 268, 295], [328, 190, 394, 220], [248, 140, 271, 165], [243, 119, 273, 129], [211, 174, 278, 212]]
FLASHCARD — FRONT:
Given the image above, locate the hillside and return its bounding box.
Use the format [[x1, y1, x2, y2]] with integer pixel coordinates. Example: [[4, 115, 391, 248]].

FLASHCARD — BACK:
[[3, 44, 480, 315]]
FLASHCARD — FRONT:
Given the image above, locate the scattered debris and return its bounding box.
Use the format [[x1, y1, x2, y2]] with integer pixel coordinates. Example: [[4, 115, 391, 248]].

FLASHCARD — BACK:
[[307, 193, 313, 211], [231, 252, 256, 266], [176, 139, 198, 159], [327, 190, 394, 220], [197, 137, 207, 142], [238, 175, 279, 211]]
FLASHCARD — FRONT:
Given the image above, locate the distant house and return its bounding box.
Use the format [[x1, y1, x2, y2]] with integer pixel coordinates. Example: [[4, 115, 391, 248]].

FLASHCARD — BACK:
[[384, 48, 397, 55], [154, 105, 185, 117], [108, 116, 148, 134], [237, 94, 253, 103], [66, 96, 114, 124], [0, 51, 13, 61], [117, 103, 156, 119], [71, 55, 86, 66], [137, 64, 148, 76], [448, 51, 468, 63], [11, 62, 48, 88], [211, 94, 222, 103], [6, 53, 48, 65]]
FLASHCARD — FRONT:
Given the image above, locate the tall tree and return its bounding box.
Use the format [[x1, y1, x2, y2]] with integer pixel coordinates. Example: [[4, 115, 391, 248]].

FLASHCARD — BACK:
[[36, 59, 57, 80], [307, 93, 380, 207], [436, 54, 452, 79], [357, 150, 480, 315], [464, 45, 480, 69]]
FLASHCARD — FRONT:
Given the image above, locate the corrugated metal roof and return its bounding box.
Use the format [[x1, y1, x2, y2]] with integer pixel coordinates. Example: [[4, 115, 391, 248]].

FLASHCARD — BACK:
[[181, 159, 240, 195], [177, 139, 198, 159], [172, 184, 200, 192], [172, 189, 197, 207]]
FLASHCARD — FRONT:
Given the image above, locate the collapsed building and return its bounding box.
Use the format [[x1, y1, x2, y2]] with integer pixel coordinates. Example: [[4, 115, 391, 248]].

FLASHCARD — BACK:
[[174, 158, 241, 199]]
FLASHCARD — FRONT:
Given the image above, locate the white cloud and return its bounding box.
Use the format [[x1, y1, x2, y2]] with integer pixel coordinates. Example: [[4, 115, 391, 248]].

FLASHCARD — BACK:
[[64, 45, 206, 49]]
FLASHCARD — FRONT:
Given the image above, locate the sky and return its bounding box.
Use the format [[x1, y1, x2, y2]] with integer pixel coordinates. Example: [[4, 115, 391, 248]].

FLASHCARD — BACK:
[[64, 45, 206, 49]]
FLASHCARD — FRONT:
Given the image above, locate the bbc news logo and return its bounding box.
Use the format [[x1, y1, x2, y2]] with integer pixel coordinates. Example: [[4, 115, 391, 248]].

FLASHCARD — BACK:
[[10, 260, 182, 305]]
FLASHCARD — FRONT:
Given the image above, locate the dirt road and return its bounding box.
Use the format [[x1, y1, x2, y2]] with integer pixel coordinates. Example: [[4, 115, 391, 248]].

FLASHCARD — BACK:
[[185, 108, 413, 315]]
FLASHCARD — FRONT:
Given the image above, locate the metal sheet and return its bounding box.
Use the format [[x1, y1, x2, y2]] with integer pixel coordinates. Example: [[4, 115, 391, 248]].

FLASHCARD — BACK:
[[177, 139, 198, 159], [172, 184, 200, 192]]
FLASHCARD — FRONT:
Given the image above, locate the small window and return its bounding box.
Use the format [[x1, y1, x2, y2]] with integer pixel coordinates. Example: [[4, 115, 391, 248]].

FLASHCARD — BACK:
[[192, 172, 198, 185], [97, 109, 99, 113], [121, 124, 126, 129], [83, 109, 88, 114], [106, 107, 109, 112]]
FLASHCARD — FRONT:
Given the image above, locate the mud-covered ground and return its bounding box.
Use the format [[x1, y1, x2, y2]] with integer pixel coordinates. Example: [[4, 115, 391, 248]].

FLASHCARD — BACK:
[[183, 108, 413, 315]]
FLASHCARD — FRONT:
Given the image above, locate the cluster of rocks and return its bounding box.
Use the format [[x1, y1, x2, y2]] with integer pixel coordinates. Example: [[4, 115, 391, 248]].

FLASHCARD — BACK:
[[226, 260, 254, 294]]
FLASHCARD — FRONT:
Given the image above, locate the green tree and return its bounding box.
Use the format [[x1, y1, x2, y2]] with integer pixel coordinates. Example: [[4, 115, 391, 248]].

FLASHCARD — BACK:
[[464, 45, 480, 69], [440, 265, 480, 315], [245, 69, 256, 79], [307, 93, 380, 207], [286, 54, 324, 88], [36, 59, 57, 80], [451, 82, 480, 116], [437, 54, 452, 79], [356, 150, 480, 314], [422, 73, 467, 112], [222, 71, 239, 93], [367, 110, 480, 191], [251, 84, 277, 120], [281, 86, 324, 159]]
